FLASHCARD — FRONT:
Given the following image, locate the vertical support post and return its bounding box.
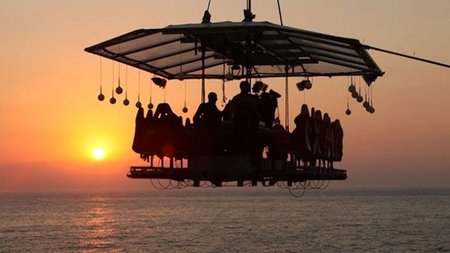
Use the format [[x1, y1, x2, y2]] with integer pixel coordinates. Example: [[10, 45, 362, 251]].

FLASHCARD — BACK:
[[201, 46, 206, 103], [284, 65, 289, 131]]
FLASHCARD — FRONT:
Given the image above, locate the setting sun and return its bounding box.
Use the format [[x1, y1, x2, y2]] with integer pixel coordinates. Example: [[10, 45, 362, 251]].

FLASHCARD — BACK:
[[92, 148, 106, 160]]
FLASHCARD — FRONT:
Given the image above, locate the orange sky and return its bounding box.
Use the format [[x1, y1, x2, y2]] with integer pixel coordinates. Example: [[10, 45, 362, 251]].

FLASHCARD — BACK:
[[0, 0, 449, 191]]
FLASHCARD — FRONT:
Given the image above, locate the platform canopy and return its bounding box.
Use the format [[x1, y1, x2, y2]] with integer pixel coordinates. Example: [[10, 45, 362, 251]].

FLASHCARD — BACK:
[[85, 21, 384, 84]]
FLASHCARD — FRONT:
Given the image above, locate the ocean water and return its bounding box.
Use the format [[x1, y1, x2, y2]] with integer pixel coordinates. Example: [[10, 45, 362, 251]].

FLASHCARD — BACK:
[[0, 188, 449, 252]]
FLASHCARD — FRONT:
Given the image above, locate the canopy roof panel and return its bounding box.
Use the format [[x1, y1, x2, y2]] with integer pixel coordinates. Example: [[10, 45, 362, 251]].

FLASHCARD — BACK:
[[85, 21, 384, 84]]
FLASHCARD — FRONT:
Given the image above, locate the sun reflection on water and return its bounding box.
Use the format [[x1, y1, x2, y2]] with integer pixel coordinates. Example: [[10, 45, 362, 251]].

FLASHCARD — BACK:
[[78, 197, 119, 252]]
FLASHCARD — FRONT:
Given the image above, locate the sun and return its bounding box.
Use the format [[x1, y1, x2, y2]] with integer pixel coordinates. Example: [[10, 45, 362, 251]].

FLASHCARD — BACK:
[[92, 148, 106, 160]]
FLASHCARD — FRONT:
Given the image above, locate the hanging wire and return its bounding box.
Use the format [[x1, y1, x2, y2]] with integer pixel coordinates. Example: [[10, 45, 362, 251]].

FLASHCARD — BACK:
[[346, 77, 351, 115], [180, 34, 187, 113], [97, 57, 105, 101], [356, 76, 363, 103], [148, 75, 154, 109], [164, 86, 167, 103], [123, 66, 129, 106], [303, 88, 306, 104], [112, 60, 114, 86], [136, 70, 142, 108], [110, 82, 116, 104], [109, 60, 116, 104], [116, 45, 123, 94], [182, 79, 188, 113]]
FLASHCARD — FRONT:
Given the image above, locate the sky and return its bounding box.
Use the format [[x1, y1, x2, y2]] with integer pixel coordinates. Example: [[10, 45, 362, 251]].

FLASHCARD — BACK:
[[0, 0, 449, 192]]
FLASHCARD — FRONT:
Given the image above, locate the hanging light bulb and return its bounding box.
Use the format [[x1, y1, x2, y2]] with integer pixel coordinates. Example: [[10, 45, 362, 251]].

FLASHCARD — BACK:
[[296, 81, 305, 91], [345, 101, 351, 115], [116, 78, 123, 94], [357, 94, 364, 103], [303, 79, 312, 90], [98, 86, 105, 101], [110, 91, 116, 104], [123, 91, 129, 106], [351, 90, 358, 99], [182, 107, 188, 113], [136, 101, 142, 108], [348, 85, 356, 93], [363, 100, 370, 109]]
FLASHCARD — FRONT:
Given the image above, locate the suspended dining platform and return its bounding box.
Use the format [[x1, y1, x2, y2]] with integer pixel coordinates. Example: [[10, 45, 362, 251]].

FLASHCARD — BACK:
[[128, 155, 347, 187]]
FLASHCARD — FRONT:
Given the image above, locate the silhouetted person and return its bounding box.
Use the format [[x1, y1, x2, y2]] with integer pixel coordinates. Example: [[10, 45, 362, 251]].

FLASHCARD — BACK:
[[154, 103, 181, 130], [153, 103, 182, 158], [321, 113, 331, 168], [260, 89, 281, 128], [229, 81, 261, 167], [132, 107, 146, 154], [193, 92, 222, 129], [292, 104, 312, 166], [332, 119, 344, 167], [313, 110, 323, 167], [193, 92, 222, 154]]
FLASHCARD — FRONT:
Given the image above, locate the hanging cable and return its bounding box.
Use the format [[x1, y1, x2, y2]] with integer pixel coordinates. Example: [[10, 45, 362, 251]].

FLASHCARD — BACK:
[[202, 0, 212, 23], [110, 61, 116, 104], [148, 75, 154, 109], [277, 0, 284, 26], [123, 66, 130, 106], [182, 80, 188, 113], [116, 50, 123, 95], [363, 44, 450, 68], [346, 77, 351, 115], [136, 70, 142, 108], [97, 57, 105, 101]]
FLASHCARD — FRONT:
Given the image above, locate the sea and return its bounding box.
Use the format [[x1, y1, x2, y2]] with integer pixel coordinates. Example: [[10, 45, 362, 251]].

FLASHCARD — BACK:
[[1, 187, 449, 252]]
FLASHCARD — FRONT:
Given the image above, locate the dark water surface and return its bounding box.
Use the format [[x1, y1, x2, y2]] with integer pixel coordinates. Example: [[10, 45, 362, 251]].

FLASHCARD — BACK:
[[1, 188, 449, 252]]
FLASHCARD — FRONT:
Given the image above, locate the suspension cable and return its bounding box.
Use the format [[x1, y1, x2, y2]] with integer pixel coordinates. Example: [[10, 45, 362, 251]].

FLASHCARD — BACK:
[[363, 44, 450, 68], [277, 0, 284, 26]]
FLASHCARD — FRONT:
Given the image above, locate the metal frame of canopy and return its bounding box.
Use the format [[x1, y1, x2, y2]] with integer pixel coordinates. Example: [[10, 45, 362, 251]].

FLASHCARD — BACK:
[[84, 21, 384, 84]]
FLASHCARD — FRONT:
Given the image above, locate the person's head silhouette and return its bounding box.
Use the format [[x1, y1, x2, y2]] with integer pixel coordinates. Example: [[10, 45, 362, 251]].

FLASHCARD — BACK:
[[239, 81, 251, 94], [208, 92, 217, 104]]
